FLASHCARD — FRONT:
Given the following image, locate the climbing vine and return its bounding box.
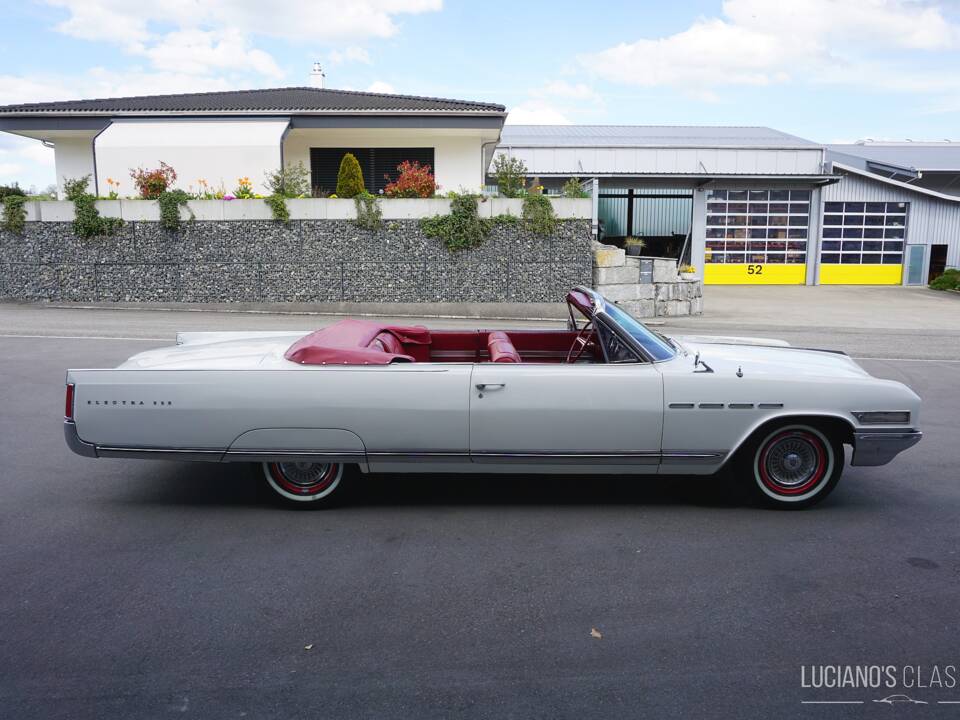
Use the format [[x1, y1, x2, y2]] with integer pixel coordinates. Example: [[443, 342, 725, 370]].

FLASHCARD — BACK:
[[420, 193, 492, 251], [521, 193, 557, 236], [265, 194, 290, 223], [354, 192, 382, 231], [158, 189, 193, 231], [1, 194, 28, 234], [63, 176, 123, 239]]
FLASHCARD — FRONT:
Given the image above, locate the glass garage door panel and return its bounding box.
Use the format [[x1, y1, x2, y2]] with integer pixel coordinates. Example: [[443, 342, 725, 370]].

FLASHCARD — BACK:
[[820, 201, 905, 284], [704, 189, 809, 284], [906, 245, 926, 285]]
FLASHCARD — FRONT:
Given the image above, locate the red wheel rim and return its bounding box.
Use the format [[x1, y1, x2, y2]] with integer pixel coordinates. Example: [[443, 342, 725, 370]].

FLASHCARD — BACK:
[[757, 430, 828, 496], [269, 462, 340, 496]]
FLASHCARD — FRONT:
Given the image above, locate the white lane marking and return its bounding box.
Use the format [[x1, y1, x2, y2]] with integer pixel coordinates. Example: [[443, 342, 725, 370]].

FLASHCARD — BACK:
[[854, 356, 960, 363], [0, 333, 169, 341]]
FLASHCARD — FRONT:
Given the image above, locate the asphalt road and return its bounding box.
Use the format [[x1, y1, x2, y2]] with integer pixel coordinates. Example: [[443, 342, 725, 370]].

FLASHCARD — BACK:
[[1, 306, 959, 719]]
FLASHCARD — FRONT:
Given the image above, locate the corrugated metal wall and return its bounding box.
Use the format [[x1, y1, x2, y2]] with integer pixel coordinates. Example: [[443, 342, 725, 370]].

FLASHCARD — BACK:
[[822, 173, 960, 269], [598, 188, 692, 237]]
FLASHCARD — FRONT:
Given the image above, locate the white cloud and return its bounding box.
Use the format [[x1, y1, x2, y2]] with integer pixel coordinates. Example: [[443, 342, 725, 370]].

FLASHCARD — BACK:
[[532, 81, 601, 102], [579, 0, 960, 95], [366, 80, 397, 94], [329, 46, 372, 66], [505, 101, 571, 125], [141, 29, 283, 78], [43, 0, 443, 43], [0, 136, 56, 189]]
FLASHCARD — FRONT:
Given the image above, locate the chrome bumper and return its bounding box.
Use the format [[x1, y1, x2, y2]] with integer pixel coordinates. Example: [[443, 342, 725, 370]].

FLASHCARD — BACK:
[[64, 421, 98, 458], [851, 430, 922, 467]]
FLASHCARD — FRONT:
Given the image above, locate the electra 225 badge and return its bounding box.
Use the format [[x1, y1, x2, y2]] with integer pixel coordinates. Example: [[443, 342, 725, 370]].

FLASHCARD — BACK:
[[87, 400, 174, 407]]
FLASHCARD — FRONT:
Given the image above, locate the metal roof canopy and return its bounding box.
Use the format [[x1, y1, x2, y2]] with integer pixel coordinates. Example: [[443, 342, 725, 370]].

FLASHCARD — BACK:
[[827, 142, 960, 173], [500, 124, 819, 150]]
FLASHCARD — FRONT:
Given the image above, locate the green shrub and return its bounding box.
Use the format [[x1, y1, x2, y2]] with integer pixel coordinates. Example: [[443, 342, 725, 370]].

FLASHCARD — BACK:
[[0, 184, 27, 199], [930, 268, 960, 291], [63, 175, 123, 239], [492, 154, 527, 198], [264, 162, 310, 198], [562, 177, 590, 198], [522, 193, 557, 235], [336, 153, 365, 198], [1, 194, 28, 234], [354, 191, 382, 231], [421, 193, 493, 251]]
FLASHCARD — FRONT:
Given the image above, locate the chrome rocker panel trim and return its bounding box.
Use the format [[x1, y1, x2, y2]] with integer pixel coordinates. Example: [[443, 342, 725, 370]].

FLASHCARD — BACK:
[[851, 430, 923, 467]]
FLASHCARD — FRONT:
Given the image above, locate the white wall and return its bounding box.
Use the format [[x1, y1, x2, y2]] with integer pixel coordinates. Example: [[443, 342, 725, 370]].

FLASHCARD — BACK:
[[54, 136, 97, 198], [94, 119, 288, 196], [284, 128, 491, 194]]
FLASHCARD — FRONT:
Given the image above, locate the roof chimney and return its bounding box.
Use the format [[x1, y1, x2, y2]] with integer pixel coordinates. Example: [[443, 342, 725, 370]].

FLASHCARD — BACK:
[[310, 63, 325, 89]]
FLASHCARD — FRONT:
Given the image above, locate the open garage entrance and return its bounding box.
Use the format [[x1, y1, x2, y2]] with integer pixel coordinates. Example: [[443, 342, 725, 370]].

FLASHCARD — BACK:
[[598, 187, 693, 261]]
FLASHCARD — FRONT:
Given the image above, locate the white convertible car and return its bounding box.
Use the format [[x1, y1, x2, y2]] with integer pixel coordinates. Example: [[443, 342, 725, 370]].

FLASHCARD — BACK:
[[64, 287, 921, 509]]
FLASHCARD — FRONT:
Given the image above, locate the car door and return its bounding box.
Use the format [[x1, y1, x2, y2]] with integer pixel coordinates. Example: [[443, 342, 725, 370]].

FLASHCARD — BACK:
[[469, 362, 664, 468]]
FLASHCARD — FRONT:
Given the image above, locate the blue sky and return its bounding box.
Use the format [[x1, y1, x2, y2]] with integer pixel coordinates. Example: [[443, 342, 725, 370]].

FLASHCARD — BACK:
[[3, 0, 960, 190]]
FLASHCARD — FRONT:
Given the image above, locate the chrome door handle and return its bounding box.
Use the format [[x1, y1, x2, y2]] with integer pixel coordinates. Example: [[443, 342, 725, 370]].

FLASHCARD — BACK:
[[476, 383, 506, 391]]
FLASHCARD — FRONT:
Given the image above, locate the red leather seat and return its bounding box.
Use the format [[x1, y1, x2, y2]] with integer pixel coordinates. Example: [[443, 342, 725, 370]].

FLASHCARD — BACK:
[[487, 332, 521, 363]]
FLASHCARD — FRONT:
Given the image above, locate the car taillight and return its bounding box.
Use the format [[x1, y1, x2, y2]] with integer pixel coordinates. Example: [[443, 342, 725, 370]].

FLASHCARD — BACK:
[[65, 383, 75, 421]]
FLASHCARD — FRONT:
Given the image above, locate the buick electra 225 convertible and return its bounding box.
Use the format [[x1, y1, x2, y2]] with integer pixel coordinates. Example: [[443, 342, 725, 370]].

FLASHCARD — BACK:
[[64, 287, 922, 509]]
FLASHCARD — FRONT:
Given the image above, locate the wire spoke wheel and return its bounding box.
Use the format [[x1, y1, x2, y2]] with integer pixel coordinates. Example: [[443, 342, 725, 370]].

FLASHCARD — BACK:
[[749, 424, 840, 507], [263, 461, 344, 504]]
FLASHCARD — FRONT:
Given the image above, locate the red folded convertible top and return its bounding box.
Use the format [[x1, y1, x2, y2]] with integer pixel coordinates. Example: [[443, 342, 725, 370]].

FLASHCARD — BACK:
[[284, 319, 431, 365]]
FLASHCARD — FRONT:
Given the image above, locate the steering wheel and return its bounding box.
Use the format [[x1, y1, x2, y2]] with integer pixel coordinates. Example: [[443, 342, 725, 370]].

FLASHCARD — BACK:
[[565, 321, 596, 364]]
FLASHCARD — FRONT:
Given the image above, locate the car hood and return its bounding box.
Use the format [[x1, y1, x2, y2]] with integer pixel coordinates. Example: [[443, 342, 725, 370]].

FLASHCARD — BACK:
[[671, 335, 870, 378]]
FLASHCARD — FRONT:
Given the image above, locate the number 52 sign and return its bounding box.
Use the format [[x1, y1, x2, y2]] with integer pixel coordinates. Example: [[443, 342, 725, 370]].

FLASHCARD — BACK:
[[747, 264, 763, 275]]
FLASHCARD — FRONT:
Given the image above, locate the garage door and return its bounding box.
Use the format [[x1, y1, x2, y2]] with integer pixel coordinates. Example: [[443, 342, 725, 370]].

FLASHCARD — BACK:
[[703, 189, 809, 284], [819, 201, 905, 284]]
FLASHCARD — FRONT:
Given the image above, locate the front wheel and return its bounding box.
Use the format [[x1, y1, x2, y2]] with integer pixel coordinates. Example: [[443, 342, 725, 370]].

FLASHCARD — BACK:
[[261, 461, 346, 507], [741, 424, 844, 509]]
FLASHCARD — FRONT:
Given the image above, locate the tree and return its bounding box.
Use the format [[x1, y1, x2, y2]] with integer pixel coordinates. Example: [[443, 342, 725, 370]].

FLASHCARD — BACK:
[[336, 153, 365, 198], [492, 154, 527, 198]]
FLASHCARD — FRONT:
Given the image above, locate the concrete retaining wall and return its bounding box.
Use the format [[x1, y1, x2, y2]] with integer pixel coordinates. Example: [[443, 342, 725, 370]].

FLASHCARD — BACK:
[[592, 242, 703, 318]]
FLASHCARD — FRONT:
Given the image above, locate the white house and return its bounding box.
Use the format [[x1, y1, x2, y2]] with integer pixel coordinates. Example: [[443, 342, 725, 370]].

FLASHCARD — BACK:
[[0, 87, 506, 198]]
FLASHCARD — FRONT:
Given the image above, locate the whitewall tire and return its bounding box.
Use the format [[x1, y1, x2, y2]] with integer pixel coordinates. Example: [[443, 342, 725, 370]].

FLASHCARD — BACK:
[[261, 461, 345, 506], [745, 424, 843, 508]]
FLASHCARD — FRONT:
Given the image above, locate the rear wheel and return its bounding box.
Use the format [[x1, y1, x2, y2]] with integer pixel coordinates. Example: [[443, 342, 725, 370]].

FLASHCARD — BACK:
[[741, 424, 843, 509], [261, 461, 346, 507]]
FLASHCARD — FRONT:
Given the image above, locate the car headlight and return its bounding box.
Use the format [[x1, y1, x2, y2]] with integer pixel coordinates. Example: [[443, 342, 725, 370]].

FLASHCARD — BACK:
[[852, 411, 911, 425]]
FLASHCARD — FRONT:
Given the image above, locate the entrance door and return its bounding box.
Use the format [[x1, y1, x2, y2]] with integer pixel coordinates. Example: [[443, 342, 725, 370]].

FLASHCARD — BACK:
[[906, 245, 926, 285], [929, 244, 948, 283], [468, 363, 663, 468]]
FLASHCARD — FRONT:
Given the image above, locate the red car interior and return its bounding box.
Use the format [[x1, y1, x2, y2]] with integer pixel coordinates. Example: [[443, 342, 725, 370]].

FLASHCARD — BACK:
[[285, 320, 600, 365]]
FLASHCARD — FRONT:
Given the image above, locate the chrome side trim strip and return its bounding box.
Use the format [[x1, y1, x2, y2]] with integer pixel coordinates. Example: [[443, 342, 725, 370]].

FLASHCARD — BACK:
[[660, 450, 728, 465], [471, 451, 661, 465], [758, 403, 784, 409], [728, 403, 754, 409], [224, 449, 367, 463], [698, 403, 724, 409], [668, 403, 695, 409], [366, 451, 470, 463], [97, 446, 226, 462]]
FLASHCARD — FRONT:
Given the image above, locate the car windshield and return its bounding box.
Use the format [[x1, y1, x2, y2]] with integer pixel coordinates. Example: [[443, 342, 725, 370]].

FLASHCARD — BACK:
[[601, 301, 677, 361]]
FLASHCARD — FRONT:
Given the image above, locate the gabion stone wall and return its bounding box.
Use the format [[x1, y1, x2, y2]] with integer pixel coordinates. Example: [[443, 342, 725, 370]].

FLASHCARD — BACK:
[[0, 220, 591, 303]]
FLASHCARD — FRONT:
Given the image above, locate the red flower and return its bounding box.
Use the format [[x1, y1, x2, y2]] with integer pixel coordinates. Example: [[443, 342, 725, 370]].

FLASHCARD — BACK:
[[383, 160, 437, 198]]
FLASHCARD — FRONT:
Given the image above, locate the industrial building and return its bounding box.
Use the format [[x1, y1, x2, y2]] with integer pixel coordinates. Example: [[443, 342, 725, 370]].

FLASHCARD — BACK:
[[493, 128, 960, 286]]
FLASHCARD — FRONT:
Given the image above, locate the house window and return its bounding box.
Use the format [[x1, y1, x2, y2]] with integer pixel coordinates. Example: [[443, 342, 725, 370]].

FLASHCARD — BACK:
[[703, 189, 810, 264], [309, 147, 435, 195], [820, 201, 907, 264]]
